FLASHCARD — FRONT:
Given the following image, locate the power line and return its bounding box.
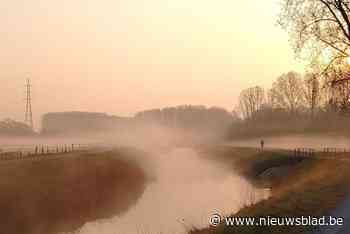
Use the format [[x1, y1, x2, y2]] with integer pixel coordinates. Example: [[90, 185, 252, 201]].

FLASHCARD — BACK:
[[25, 79, 33, 129]]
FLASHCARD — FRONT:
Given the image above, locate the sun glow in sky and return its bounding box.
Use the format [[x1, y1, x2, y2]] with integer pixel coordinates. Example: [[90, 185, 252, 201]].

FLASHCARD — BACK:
[[0, 0, 304, 127]]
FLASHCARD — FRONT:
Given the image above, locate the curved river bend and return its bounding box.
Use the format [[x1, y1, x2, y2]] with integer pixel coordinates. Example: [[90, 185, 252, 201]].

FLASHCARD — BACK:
[[74, 147, 269, 234]]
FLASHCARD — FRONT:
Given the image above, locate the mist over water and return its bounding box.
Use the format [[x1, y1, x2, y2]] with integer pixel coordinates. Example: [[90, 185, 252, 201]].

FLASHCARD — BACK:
[[72, 147, 268, 234], [230, 135, 350, 150], [6, 129, 348, 234], [8, 128, 345, 234]]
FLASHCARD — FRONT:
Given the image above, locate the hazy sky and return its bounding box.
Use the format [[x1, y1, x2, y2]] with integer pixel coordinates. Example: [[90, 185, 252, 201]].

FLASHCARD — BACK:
[[0, 0, 304, 127]]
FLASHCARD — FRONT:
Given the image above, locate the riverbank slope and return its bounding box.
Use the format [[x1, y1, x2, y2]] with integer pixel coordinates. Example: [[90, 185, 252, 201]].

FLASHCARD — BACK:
[[0, 149, 147, 234], [192, 146, 350, 234]]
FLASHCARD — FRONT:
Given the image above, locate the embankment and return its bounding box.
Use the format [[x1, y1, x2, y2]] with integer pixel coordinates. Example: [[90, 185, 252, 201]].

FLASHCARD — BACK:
[[192, 146, 350, 234], [0, 149, 147, 234]]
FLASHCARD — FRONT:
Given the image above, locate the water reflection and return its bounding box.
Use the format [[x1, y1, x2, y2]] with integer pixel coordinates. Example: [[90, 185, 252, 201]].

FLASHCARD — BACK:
[[75, 148, 269, 234]]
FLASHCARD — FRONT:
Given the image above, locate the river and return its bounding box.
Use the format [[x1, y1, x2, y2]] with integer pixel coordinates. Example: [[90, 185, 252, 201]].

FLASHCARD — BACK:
[[73, 147, 269, 234]]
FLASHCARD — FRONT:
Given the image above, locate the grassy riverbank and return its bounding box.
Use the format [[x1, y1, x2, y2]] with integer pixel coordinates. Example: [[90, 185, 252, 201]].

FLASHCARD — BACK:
[[0, 149, 147, 234], [192, 147, 350, 234]]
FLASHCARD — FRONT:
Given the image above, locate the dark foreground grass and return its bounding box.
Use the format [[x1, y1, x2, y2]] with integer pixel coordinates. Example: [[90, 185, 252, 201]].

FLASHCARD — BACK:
[[192, 147, 350, 234], [0, 149, 147, 234]]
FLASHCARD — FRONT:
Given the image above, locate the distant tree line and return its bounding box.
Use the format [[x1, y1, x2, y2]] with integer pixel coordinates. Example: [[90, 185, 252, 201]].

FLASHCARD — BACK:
[[238, 71, 324, 119], [41, 112, 132, 135], [40, 107, 236, 137], [232, 66, 350, 138], [0, 119, 36, 136], [135, 105, 235, 132]]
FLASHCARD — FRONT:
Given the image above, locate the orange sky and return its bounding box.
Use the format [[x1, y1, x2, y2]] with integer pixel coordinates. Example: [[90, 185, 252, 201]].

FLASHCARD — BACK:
[[0, 0, 304, 128]]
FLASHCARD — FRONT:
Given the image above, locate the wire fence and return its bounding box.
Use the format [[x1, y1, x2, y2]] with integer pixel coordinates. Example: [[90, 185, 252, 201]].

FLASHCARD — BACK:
[[0, 144, 90, 161], [293, 148, 350, 158]]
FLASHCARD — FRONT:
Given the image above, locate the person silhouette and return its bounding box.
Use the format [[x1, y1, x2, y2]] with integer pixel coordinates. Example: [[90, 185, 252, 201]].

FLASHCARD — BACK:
[[260, 139, 265, 151]]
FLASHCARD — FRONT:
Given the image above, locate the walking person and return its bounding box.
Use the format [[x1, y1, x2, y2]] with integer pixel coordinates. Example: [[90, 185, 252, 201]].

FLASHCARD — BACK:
[[260, 139, 265, 151]]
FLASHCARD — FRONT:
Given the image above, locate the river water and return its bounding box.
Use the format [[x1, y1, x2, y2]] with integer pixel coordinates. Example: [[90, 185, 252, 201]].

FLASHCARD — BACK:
[[73, 147, 269, 234]]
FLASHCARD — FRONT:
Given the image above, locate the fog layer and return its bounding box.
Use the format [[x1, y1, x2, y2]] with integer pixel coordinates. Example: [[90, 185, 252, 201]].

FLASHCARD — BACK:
[[73, 148, 269, 234]]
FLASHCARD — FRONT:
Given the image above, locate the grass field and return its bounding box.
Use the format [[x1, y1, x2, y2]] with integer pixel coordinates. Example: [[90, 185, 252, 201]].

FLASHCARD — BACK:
[[191, 146, 350, 234], [0, 149, 147, 234]]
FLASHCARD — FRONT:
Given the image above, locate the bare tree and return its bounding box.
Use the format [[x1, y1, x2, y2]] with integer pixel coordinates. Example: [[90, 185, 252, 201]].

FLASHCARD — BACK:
[[324, 64, 350, 112], [278, 0, 350, 69], [238, 86, 265, 120], [269, 71, 306, 114], [303, 73, 321, 117]]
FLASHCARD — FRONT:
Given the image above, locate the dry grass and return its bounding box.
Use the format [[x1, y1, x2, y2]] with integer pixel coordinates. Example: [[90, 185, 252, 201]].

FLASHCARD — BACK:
[[0, 149, 147, 234], [199, 146, 304, 188], [191, 147, 350, 234]]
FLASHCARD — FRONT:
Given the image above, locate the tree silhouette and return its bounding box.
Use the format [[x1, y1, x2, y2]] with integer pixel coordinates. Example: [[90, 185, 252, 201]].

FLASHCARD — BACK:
[[278, 0, 350, 69]]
